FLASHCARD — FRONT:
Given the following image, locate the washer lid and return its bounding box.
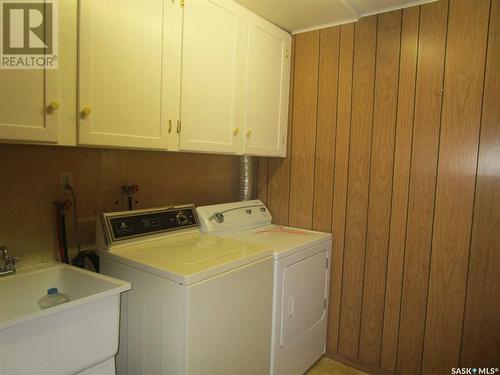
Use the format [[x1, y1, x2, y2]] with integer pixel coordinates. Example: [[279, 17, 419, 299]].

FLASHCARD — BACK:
[[227, 225, 331, 259], [102, 232, 272, 285]]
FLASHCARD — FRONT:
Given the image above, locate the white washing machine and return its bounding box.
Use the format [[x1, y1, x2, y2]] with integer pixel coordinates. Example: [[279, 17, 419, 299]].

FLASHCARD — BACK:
[[96, 204, 274, 375], [197, 200, 332, 375]]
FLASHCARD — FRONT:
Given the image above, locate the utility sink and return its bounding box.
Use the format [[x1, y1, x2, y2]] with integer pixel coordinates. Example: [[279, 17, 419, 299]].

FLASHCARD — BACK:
[[0, 262, 131, 375]]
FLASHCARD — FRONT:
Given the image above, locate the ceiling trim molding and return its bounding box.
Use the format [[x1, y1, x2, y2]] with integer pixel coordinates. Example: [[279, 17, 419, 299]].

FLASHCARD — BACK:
[[291, 18, 359, 35], [291, 0, 437, 35], [359, 0, 437, 17]]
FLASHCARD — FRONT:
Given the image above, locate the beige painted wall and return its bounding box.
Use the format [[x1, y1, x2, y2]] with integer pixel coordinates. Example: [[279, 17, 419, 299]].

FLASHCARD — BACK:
[[0, 144, 240, 265]]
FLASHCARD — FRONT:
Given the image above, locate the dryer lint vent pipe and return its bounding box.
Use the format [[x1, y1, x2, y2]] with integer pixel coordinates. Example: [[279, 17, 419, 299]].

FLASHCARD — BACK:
[[239, 155, 256, 201]]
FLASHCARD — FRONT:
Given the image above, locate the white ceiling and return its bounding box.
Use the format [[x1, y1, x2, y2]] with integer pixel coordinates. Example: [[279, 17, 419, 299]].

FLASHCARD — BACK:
[[234, 0, 437, 34]]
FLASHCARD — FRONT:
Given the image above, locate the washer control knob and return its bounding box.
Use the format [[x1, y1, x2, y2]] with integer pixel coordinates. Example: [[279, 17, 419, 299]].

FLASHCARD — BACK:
[[175, 211, 189, 225], [246, 209, 252, 215], [260, 207, 266, 212]]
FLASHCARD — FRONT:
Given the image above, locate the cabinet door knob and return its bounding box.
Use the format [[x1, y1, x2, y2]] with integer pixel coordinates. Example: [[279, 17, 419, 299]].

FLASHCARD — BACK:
[[233, 128, 239, 136], [168, 120, 172, 133], [176, 120, 181, 133], [81, 107, 92, 117], [246, 130, 252, 138], [48, 101, 60, 111]]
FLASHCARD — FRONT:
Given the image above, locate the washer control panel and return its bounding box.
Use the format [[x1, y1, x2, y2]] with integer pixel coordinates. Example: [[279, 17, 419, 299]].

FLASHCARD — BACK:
[[103, 205, 198, 243]]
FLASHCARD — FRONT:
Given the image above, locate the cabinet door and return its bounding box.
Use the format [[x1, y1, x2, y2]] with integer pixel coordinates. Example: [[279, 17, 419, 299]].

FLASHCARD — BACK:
[[162, 0, 183, 151], [179, 0, 247, 154], [0, 66, 59, 143], [79, 0, 171, 150], [244, 15, 291, 157]]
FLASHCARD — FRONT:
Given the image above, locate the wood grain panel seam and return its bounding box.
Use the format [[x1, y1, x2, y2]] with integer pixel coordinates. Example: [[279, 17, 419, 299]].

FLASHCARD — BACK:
[[325, 26, 342, 340], [258, 158, 270, 204], [288, 31, 322, 228], [311, 31, 323, 229], [267, 158, 270, 200], [265, 158, 270, 203], [358, 14, 380, 361], [336, 24, 356, 351], [394, 5, 422, 370], [457, 0, 494, 365], [419, 3, 452, 372], [378, 9, 405, 368], [329, 28, 342, 236]]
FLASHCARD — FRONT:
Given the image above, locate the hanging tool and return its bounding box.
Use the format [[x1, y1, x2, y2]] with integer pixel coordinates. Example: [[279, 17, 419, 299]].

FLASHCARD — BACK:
[[54, 199, 71, 264], [122, 183, 139, 210]]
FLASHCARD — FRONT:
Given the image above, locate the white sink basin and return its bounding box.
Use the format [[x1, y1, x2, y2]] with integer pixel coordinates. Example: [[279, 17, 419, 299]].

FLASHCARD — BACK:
[[0, 262, 131, 375]]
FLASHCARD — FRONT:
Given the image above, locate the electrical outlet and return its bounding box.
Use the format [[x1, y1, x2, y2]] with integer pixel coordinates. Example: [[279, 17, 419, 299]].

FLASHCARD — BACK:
[[59, 172, 74, 192]]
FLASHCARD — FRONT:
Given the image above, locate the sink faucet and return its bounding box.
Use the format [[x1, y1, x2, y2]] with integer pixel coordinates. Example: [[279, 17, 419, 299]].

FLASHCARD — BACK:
[[0, 247, 18, 276]]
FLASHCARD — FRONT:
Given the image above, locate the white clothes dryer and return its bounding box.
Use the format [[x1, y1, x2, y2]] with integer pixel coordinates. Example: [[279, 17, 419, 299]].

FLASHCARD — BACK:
[[197, 200, 332, 375]]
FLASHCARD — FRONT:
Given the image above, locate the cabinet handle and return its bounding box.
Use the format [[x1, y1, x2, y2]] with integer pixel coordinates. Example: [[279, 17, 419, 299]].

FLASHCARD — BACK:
[[233, 128, 239, 136], [246, 130, 252, 138], [47, 100, 60, 112], [168, 120, 172, 133], [81, 107, 92, 117], [176, 120, 181, 133]]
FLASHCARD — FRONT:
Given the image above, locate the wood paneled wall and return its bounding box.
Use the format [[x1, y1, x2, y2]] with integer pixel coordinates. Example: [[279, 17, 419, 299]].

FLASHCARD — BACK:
[[257, 0, 500, 373], [0, 144, 240, 266]]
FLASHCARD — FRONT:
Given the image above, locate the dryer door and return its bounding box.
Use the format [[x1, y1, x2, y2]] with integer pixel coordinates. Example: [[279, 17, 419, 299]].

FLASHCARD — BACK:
[[280, 250, 328, 347]]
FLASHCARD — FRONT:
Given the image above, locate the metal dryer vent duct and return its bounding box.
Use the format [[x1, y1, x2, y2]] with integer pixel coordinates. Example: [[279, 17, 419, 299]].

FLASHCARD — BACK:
[[239, 155, 256, 201]]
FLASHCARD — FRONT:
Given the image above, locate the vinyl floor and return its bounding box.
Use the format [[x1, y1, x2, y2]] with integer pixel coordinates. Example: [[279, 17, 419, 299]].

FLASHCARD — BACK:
[[306, 357, 369, 375]]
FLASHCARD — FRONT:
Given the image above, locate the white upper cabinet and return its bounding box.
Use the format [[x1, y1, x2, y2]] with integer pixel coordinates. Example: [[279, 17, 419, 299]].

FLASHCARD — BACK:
[[178, 0, 248, 154], [78, 0, 173, 150], [1, 0, 291, 157], [243, 15, 291, 157], [0, 0, 78, 146], [0, 62, 59, 144]]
